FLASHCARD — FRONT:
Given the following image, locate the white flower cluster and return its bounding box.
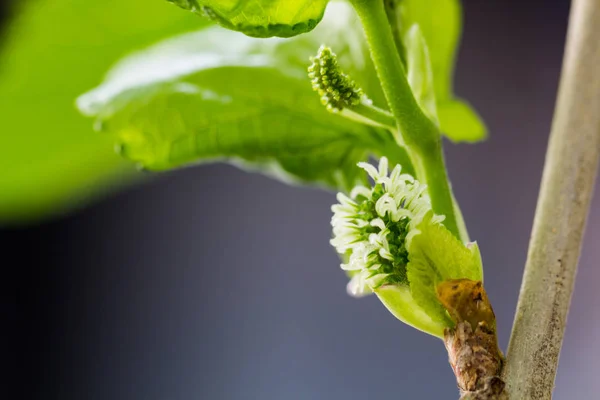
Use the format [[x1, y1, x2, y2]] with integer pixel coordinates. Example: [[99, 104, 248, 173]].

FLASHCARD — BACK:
[[330, 157, 444, 297]]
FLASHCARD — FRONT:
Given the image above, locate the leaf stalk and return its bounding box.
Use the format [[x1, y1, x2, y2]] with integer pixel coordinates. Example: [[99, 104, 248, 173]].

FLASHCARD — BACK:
[[342, 102, 396, 130]]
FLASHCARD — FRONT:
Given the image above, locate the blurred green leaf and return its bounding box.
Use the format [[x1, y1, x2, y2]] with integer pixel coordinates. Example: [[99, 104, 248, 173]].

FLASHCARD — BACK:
[[78, 3, 412, 192], [0, 0, 207, 223], [167, 0, 330, 38], [399, 0, 460, 103], [404, 24, 438, 125], [406, 212, 484, 325], [437, 100, 487, 142], [398, 0, 487, 142]]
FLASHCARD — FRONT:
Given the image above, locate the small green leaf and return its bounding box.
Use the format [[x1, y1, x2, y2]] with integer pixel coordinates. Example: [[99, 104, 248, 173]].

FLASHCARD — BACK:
[[437, 100, 487, 143], [374, 284, 446, 338], [398, 0, 487, 142], [399, 0, 460, 102], [78, 3, 411, 192], [406, 212, 484, 325], [404, 24, 438, 125], [167, 0, 330, 38]]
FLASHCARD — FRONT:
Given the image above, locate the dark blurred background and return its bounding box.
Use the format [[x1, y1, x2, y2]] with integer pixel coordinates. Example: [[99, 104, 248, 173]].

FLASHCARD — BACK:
[[3, 0, 599, 399]]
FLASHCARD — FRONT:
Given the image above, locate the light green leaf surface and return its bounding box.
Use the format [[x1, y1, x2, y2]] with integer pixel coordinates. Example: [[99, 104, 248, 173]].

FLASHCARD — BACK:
[[406, 212, 484, 326], [404, 24, 438, 125], [78, 3, 411, 192], [0, 0, 207, 223], [437, 100, 487, 142], [167, 0, 330, 38], [374, 284, 446, 338], [398, 0, 486, 142], [399, 0, 460, 102]]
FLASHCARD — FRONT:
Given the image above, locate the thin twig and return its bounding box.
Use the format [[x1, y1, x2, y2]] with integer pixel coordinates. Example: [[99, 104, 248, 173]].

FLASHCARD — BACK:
[[502, 0, 600, 398]]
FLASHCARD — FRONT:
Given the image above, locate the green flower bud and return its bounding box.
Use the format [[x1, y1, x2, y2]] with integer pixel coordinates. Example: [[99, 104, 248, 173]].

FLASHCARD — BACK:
[[308, 46, 363, 112]]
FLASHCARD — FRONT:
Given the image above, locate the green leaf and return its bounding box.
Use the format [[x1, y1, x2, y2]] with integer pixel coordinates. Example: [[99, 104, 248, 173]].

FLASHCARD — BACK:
[[399, 0, 460, 102], [404, 24, 438, 125], [398, 0, 487, 142], [437, 100, 487, 142], [0, 0, 208, 223], [167, 0, 330, 38], [77, 3, 411, 192], [405, 212, 484, 326], [374, 284, 446, 338]]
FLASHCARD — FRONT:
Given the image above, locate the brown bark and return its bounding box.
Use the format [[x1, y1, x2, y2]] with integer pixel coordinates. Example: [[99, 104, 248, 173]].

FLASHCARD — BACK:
[[438, 280, 506, 399], [445, 322, 506, 400]]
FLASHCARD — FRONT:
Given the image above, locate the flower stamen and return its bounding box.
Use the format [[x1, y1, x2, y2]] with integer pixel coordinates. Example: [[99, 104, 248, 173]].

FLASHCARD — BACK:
[[330, 157, 445, 297]]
